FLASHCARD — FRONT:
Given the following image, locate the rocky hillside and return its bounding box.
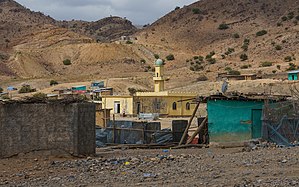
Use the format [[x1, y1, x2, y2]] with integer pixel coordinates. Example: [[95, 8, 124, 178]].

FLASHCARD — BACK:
[[0, 0, 144, 79], [137, 0, 299, 67], [57, 16, 137, 42]]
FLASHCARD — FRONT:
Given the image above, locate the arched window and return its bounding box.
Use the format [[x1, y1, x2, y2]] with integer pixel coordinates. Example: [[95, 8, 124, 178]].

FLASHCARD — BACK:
[[157, 73, 159, 77], [186, 102, 190, 110], [172, 102, 177, 110]]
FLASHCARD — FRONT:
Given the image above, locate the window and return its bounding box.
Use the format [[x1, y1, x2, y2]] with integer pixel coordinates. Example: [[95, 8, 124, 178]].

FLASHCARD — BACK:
[[157, 73, 159, 77], [186, 102, 190, 110], [172, 102, 177, 110]]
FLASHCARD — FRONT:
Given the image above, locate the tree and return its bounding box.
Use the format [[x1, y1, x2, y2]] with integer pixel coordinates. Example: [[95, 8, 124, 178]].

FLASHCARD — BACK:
[[192, 8, 201, 14], [240, 54, 248, 61], [261, 61, 273, 67], [256, 30, 267, 37], [128, 87, 137, 96], [218, 23, 229, 30], [50, 80, 58, 86], [166, 54, 175, 61], [63, 59, 71, 65]]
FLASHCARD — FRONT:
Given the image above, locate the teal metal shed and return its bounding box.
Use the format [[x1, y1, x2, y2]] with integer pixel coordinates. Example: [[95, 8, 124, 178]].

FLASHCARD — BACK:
[[288, 70, 299, 80], [206, 94, 288, 142]]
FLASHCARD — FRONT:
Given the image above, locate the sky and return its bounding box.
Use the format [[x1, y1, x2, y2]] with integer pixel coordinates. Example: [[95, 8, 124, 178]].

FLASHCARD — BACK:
[[16, 0, 197, 25]]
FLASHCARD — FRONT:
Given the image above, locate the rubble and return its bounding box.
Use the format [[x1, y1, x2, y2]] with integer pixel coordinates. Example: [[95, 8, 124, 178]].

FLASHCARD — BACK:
[[0, 147, 298, 186]]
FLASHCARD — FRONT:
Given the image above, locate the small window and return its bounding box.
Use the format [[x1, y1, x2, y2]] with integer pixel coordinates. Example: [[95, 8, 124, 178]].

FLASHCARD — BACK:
[[186, 102, 190, 110], [157, 73, 159, 77], [172, 102, 177, 110]]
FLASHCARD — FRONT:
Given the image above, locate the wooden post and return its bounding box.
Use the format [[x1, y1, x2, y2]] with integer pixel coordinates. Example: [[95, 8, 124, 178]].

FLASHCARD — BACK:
[[179, 101, 200, 145], [112, 114, 116, 144], [186, 117, 207, 144]]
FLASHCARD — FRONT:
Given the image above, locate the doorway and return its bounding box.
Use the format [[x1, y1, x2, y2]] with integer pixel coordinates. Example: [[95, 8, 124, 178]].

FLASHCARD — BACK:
[[114, 101, 120, 114], [251, 109, 262, 139]]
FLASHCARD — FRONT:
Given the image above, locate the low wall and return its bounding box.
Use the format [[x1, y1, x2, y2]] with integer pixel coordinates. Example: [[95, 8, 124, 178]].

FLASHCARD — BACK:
[[0, 102, 95, 158]]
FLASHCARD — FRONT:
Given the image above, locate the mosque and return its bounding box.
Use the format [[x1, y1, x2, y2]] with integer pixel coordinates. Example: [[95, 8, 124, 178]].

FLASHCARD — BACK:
[[102, 59, 198, 117]]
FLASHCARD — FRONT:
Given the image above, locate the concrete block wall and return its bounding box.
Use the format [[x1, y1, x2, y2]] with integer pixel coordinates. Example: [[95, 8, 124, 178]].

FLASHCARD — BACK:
[[0, 102, 95, 158]]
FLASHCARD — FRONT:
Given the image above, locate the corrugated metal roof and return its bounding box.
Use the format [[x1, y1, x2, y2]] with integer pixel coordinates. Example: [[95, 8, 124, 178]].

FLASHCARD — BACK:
[[288, 70, 299, 74]]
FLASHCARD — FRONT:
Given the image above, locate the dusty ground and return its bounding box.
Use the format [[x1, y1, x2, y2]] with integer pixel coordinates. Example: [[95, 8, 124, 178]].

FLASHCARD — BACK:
[[0, 146, 298, 187]]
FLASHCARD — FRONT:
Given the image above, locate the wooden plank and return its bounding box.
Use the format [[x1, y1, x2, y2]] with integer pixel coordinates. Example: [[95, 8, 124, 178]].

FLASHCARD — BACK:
[[186, 117, 207, 144], [179, 101, 200, 145]]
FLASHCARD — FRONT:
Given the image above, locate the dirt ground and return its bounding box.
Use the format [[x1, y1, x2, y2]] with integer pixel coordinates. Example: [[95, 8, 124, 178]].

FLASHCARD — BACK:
[[0, 146, 298, 187]]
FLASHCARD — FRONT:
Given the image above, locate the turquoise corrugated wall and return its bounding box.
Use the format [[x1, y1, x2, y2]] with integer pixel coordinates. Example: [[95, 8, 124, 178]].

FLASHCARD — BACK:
[[288, 73, 298, 80], [207, 100, 263, 142]]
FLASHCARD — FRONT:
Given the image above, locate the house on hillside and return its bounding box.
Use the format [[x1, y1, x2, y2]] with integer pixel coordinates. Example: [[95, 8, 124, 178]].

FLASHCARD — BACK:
[[288, 70, 299, 80], [217, 73, 257, 81]]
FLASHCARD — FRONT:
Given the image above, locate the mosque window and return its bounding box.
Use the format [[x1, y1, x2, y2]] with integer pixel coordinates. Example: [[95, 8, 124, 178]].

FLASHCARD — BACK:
[[186, 102, 190, 110], [172, 102, 177, 110]]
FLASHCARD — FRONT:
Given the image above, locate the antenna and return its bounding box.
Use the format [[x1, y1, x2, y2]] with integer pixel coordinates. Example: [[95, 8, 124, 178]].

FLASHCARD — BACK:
[[221, 80, 228, 94]]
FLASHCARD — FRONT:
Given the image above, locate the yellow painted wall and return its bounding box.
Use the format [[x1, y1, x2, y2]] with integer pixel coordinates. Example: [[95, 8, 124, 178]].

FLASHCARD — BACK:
[[134, 96, 196, 117], [102, 96, 134, 115]]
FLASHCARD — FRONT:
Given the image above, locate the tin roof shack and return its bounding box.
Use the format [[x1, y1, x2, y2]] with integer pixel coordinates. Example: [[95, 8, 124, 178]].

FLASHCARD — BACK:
[[72, 85, 87, 93], [288, 70, 299, 80], [206, 93, 288, 143], [217, 73, 257, 81]]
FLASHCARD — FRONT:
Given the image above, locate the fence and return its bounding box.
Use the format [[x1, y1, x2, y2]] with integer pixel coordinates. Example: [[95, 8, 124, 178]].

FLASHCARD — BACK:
[[263, 100, 299, 146]]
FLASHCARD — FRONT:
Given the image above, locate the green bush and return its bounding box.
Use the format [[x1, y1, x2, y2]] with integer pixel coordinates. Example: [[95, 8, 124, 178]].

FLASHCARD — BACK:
[[225, 67, 232, 71], [228, 70, 241, 75], [218, 23, 229, 30], [166, 54, 175, 61], [272, 70, 277, 74], [277, 65, 281, 70], [193, 56, 199, 60], [281, 16, 288, 21], [63, 59, 71, 65], [192, 8, 201, 14], [275, 45, 282, 50], [233, 33, 240, 38], [284, 56, 293, 62], [261, 61, 273, 67], [241, 65, 249, 69], [32, 92, 47, 100], [244, 39, 250, 45], [126, 40, 133, 44], [207, 58, 216, 64], [18, 85, 35, 94], [288, 12, 294, 20], [196, 75, 208, 81], [154, 54, 160, 59], [197, 56, 204, 61], [277, 22, 282, 27], [240, 54, 248, 61], [225, 48, 235, 55], [128, 87, 137, 95], [287, 63, 297, 71], [50, 80, 58, 86], [256, 30, 267, 37], [241, 44, 248, 51]]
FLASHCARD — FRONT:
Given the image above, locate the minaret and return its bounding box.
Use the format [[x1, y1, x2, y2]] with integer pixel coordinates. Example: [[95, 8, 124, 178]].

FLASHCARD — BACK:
[[153, 59, 165, 92]]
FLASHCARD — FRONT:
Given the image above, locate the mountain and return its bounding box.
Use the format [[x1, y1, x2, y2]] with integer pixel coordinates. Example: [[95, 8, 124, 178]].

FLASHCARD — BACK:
[[0, 0, 143, 79], [57, 16, 137, 42], [136, 0, 299, 67]]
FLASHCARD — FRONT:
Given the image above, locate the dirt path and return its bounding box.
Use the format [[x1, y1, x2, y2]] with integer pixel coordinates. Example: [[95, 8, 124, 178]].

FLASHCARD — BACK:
[[0, 147, 298, 186]]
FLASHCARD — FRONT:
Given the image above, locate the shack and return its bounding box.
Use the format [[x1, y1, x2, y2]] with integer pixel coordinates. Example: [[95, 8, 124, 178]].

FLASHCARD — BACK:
[[217, 73, 257, 81], [288, 70, 299, 80], [206, 93, 288, 142], [72, 85, 87, 93]]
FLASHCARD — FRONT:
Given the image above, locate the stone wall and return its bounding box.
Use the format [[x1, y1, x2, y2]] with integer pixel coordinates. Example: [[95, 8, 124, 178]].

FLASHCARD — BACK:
[[0, 102, 95, 158]]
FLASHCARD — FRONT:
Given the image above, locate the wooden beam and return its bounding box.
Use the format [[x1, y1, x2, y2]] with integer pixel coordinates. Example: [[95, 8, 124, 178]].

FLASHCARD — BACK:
[[186, 117, 207, 144], [179, 101, 200, 145]]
